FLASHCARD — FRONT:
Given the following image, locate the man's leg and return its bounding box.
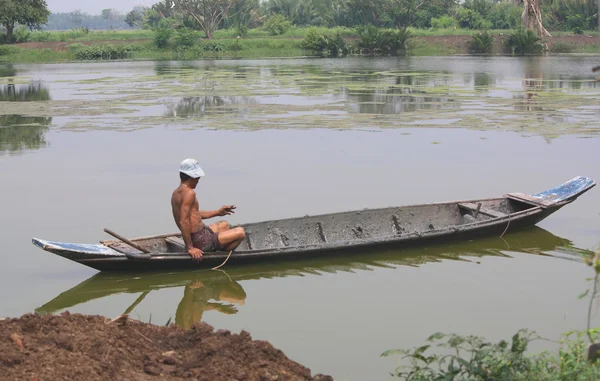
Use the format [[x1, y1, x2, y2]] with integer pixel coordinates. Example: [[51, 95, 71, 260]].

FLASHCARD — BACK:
[[209, 220, 231, 233], [217, 227, 246, 251]]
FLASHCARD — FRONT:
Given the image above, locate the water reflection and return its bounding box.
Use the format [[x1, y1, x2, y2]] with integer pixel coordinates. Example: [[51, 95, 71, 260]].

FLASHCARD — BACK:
[[0, 64, 17, 78], [0, 82, 50, 102], [35, 226, 590, 328], [0, 116, 52, 154], [176, 276, 246, 330], [0, 82, 52, 155], [164, 96, 256, 118]]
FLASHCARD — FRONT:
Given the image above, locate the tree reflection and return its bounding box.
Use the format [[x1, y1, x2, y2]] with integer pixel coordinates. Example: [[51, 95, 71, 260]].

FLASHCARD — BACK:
[[0, 116, 52, 155], [0, 82, 50, 102], [346, 87, 459, 114], [0, 64, 17, 78], [0, 81, 52, 155], [164, 95, 256, 118]]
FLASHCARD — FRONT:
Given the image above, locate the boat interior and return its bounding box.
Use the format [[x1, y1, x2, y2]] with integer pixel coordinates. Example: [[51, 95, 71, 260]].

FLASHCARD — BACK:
[[102, 196, 540, 255]]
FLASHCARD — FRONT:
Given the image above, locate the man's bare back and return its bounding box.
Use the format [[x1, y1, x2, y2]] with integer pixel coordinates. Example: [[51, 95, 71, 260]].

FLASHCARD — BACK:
[[173, 158, 246, 260], [171, 184, 204, 234]]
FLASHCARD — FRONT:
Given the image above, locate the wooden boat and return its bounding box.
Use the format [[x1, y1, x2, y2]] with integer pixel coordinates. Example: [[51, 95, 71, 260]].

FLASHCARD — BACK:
[[31, 176, 596, 272], [35, 225, 589, 315]]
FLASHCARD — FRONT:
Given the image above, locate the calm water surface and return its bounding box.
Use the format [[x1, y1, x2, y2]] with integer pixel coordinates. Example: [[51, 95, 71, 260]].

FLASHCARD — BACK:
[[1, 56, 600, 380]]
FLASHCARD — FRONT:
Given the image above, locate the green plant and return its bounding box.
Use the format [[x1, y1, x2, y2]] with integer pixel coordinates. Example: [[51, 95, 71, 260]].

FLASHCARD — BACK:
[[430, 16, 456, 30], [503, 28, 544, 55], [263, 14, 292, 36], [383, 328, 600, 380], [14, 26, 31, 43], [549, 42, 575, 53], [301, 28, 328, 52], [468, 30, 493, 53], [356, 25, 382, 55], [66, 43, 85, 53], [356, 26, 411, 56], [174, 27, 199, 48], [73, 44, 136, 60], [153, 28, 172, 49], [0, 45, 20, 56], [202, 41, 223, 52]]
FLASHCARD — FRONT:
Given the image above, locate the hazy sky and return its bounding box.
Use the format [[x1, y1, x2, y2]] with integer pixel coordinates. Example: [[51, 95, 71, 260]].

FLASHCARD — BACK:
[[46, 0, 159, 15]]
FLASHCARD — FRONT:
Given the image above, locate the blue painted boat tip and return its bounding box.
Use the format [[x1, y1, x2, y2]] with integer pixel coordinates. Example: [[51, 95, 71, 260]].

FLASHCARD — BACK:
[[529, 176, 596, 204]]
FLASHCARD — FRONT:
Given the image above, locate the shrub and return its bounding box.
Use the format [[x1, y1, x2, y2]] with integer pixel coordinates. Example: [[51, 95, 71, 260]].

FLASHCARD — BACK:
[[14, 26, 31, 43], [455, 8, 492, 30], [174, 27, 200, 48], [488, 2, 522, 29], [430, 16, 456, 30], [300, 28, 328, 53], [468, 30, 494, 54], [0, 45, 19, 56], [29, 31, 52, 42], [153, 28, 172, 49], [74, 45, 136, 60], [503, 28, 544, 55], [201, 41, 223, 52], [355, 26, 411, 56], [263, 14, 292, 36], [67, 43, 86, 53], [382, 328, 600, 380]]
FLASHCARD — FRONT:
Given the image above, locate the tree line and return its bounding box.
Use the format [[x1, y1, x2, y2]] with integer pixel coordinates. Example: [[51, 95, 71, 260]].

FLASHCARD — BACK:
[[1, 0, 599, 43]]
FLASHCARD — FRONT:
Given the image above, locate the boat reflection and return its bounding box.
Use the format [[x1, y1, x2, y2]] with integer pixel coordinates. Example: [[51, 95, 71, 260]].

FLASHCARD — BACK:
[[36, 226, 591, 328]]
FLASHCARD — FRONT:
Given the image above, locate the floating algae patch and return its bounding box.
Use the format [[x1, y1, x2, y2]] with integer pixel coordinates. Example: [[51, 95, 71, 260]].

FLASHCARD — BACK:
[[5, 61, 598, 139]]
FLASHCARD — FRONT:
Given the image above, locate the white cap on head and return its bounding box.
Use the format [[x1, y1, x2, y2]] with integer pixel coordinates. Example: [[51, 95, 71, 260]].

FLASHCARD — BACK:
[[179, 158, 205, 178]]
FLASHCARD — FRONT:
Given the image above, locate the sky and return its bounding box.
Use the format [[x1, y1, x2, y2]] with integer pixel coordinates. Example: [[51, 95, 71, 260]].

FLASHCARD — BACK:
[[46, 0, 159, 15]]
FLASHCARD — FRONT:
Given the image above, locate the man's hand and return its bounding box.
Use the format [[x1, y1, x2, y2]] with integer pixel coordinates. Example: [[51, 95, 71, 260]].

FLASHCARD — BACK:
[[187, 247, 203, 260], [218, 205, 236, 216]]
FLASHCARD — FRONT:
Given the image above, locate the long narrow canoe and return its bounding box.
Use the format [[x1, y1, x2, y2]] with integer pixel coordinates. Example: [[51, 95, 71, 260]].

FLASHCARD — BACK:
[[35, 225, 589, 316], [31, 176, 596, 272]]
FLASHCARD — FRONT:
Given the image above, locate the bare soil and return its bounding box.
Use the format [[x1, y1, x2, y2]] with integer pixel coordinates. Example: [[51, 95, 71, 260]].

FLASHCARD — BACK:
[[0, 312, 332, 381], [17, 40, 150, 51]]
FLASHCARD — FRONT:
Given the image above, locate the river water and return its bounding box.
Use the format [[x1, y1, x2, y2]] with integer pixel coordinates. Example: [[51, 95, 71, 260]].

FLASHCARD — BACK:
[[1, 56, 599, 380]]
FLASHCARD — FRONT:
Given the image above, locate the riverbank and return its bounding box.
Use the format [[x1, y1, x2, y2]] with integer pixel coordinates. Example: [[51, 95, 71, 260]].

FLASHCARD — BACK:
[[1, 30, 600, 63], [0, 312, 332, 381]]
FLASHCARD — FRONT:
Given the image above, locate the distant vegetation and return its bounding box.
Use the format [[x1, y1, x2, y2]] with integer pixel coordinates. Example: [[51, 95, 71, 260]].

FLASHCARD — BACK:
[[0, 1, 599, 62]]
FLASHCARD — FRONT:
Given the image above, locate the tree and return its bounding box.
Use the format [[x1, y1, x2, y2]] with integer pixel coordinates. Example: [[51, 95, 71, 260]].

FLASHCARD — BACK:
[[518, 0, 551, 36], [101, 8, 120, 29], [70, 9, 83, 26], [227, 0, 260, 36], [0, 0, 50, 43], [125, 8, 145, 28], [174, 0, 237, 38]]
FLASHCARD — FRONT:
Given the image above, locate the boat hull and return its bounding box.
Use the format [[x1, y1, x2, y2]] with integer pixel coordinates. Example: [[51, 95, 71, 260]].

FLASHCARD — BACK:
[[31, 176, 596, 272]]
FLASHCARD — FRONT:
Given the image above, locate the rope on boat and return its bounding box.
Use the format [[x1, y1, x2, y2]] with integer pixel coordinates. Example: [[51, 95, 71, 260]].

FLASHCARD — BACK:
[[211, 250, 233, 270], [500, 216, 511, 238]]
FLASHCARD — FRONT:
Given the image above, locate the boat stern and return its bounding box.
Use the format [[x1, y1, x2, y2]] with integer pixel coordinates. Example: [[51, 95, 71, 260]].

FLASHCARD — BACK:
[[31, 237, 124, 261]]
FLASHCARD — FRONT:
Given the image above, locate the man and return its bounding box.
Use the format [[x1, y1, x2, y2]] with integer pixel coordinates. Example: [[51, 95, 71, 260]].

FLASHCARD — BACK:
[[171, 158, 246, 260]]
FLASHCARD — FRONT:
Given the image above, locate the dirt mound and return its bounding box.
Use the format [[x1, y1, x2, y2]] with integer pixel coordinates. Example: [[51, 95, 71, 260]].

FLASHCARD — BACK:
[[0, 312, 332, 381]]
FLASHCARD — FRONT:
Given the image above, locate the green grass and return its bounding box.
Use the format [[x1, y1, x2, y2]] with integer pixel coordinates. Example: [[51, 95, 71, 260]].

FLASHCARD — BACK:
[[29, 29, 154, 42], [2, 26, 599, 63], [576, 44, 600, 53], [0, 46, 74, 62]]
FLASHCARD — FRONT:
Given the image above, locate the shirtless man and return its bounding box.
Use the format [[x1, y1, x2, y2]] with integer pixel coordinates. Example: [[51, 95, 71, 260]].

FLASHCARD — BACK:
[[171, 158, 246, 260]]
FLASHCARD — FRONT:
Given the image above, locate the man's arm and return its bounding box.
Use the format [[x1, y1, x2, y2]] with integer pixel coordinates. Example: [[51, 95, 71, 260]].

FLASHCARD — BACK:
[[198, 205, 236, 219]]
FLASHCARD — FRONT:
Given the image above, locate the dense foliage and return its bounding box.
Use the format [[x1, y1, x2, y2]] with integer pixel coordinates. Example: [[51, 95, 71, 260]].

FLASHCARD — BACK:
[[2, 0, 598, 42]]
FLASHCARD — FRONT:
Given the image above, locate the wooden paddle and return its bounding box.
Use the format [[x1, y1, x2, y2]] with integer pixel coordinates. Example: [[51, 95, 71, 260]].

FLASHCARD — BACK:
[[104, 228, 152, 260]]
